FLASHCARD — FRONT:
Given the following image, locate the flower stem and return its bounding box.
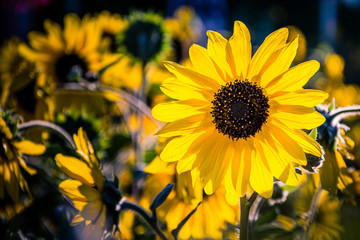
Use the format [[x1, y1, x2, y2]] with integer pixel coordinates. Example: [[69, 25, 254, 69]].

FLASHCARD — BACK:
[[119, 198, 168, 240], [17, 120, 75, 148], [239, 192, 258, 240], [304, 184, 322, 239]]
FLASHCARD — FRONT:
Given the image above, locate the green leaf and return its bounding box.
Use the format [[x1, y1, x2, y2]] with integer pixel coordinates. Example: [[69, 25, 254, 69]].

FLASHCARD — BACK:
[[171, 201, 202, 240], [309, 128, 317, 140], [328, 98, 335, 112], [144, 149, 157, 164]]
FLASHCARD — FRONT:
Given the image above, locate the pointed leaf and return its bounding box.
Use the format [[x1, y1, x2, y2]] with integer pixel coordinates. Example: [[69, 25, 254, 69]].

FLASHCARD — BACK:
[[309, 128, 318, 140], [328, 98, 335, 112], [171, 201, 202, 240], [150, 184, 174, 214]]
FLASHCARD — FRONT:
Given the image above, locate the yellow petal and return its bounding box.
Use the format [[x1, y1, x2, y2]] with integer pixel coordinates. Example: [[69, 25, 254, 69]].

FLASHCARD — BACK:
[[189, 44, 226, 85], [156, 114, 211, 137], [258, 37, 299, 88], [269, 89, 328, 107], [80, 200, 103, 222], [265, 123, 307, 165], [269, 105, 325, 130], [273, 124, 323, 157], [335, 151, 353, 191], [163, 61, 219, 90], [0, 166, 4, 199], [73, 128, 90, 161], [203, 137, 233, 194], [320, 149, 339, 195], [152, 100, 210, 122], [71, 213, 85, 226], [4, 163, 19, 202], [160, 77, 213, 102], [55, 154, 94, 185], [255, 134, 301, 186], [231, 141, 251, 197], [265, 60, 320, 94], [176, 154, 197, 174], [144, 157, 175, 175], [229, 21, 251, 80], [248, 28, 288, 82], [14, 140, 46, 155], [206, 31, 233, 82], [59, 179, 100, 201], [161, 131, 208, 162], [224, 167, 240, 205], [249, 142, 274, 198]]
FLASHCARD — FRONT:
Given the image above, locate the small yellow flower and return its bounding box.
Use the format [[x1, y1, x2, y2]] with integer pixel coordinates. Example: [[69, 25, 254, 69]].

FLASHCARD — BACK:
[[0, 112, 45, 219], [152, 21, 328, 202], [55, 128, 121, 238]]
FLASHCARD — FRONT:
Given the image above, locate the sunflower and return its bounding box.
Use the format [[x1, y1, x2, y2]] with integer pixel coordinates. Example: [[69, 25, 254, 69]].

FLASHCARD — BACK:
[[0, 37, 38, 117], [117, 11, 171, 64], [152, 21, 328, 201], [143, 157, 237, 239], [55, 128, 121, 239], [19, 13, 103, 87], [92, 11, 128, 54], [0, 111, 45, 219]]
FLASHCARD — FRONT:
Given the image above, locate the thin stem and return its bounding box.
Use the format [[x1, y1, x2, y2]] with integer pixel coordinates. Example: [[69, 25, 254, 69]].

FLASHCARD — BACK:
[[304, 184, 322, 240], [239, 197, 250, 240], [239, 192, 259, 240], [119, 199, 168, 240], [17, 120, 75, 148], [328, 105, 360, 126]]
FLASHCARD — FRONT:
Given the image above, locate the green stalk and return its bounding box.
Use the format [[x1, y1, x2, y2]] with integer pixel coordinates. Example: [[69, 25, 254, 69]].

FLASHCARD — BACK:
[[239, 192, 258, 240]]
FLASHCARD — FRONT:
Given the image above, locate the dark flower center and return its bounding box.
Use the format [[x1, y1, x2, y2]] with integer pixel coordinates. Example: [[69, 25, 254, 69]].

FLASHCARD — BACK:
[[55, 53, 88, 82], [121, 20, 164, 62], [211, 79, 269, 140]]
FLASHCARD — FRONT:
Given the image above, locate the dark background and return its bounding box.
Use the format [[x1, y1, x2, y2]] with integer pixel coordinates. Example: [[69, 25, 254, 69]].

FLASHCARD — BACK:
[[2, 0, 360, 84]]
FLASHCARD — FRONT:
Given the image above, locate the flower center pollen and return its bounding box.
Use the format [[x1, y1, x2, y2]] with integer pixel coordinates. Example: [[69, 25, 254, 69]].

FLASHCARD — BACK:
[[211, 79, 269, 140]]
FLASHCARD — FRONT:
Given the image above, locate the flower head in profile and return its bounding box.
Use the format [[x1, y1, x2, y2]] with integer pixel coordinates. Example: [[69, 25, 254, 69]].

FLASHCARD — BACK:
[[316, 102, 357, 196], [0, 110, 45, 219], [55, 128, 121, 239], [152, 21, 328, 203]]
